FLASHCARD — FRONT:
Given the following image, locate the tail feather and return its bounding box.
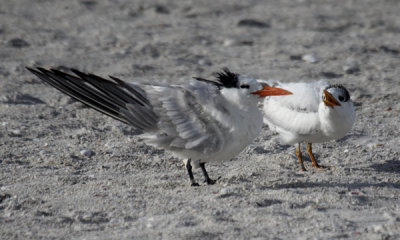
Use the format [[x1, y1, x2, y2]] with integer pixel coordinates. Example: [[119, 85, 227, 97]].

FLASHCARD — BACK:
[[26, 67, 158, 131]]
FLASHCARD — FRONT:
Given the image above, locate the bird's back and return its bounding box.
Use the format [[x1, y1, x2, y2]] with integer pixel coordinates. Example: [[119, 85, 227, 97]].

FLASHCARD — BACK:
[[262, 80, 329, 144]]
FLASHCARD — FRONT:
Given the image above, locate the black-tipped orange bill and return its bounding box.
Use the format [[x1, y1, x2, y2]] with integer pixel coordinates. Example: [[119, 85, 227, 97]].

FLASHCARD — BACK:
[[251, 86, 293, 97], [323, 90, 341, 107]]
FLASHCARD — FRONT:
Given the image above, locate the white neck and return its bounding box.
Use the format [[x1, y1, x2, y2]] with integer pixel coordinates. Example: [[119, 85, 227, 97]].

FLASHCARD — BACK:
[[221, 88, 260, 111], [319, 102, 355, 139]]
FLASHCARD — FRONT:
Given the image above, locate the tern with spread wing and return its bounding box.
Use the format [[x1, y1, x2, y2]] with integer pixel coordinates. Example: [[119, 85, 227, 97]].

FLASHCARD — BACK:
[[261, 80, 355, 171], [27, 67, 292, 186]]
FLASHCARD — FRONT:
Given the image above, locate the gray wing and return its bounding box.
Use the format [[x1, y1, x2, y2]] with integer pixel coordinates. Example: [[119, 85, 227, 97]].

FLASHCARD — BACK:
[[142, 82, 229, 154], [28, 67, 229, 153], [26, 67, 159, 131]]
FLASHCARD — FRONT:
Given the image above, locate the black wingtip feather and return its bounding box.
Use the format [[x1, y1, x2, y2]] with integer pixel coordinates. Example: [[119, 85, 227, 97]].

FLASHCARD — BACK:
[[26, 66, 159, 130]]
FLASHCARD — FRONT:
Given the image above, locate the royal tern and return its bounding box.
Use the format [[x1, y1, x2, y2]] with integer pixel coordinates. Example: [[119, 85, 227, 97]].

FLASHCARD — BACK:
[[27, 67, 292, 186], [261, 80, 355, 171]]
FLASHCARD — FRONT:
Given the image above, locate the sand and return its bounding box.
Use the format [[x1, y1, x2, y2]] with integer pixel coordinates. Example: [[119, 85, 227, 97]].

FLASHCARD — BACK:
[[1, 0, 400, 239]]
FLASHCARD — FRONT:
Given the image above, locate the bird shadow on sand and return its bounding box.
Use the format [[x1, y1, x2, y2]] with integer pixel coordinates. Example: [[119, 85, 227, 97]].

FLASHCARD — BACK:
[[336, 131, 365, 142], [369, 159, 400, 174], [261, 181, 400, 190]]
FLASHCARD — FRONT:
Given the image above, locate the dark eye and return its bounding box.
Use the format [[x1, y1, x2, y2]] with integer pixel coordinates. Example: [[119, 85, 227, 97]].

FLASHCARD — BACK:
[[240, 84, 250, 89], [338, 96, 345, 101]]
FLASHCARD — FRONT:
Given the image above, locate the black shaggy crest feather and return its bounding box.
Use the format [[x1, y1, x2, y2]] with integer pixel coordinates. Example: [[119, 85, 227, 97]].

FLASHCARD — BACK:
[[193, 68, 239, 89], [213, 68, 239, 88]]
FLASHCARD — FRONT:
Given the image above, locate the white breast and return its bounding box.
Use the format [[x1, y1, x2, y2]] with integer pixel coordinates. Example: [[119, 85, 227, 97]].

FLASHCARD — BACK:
[[262, 80, 356, 145]]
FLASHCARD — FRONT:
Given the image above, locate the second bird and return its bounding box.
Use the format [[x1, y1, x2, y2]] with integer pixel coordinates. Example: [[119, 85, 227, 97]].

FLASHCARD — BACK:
[[261, 80, 355, 171]]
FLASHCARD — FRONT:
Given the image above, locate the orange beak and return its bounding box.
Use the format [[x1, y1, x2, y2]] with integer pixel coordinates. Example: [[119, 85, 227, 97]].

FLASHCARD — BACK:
[[251, 85, 292, 97], [323, 90, 341, 108]]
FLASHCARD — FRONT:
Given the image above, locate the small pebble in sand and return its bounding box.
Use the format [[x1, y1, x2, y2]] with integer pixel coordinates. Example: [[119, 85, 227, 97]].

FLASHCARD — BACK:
[[367, 143, 384, 149], [8, 38, 30, 48], [39, 150, 47, 156], [154, 5, 170, 14], [237, 19, 270, 28], [80, 149, 95, 157], [302, 54, 318, 63], [343, 58, 360, 74], [348, 191, 363, 196], [198, 58, 212, 66], [10, 129, 22, 136], [223, 39, 235, 47], [219, 187, 232, 195], [290, 55, 302, 60]]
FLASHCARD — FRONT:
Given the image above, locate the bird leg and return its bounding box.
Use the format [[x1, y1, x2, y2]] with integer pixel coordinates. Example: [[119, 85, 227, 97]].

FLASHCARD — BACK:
[[199, 163, 218, 185], [186, 159, 199, 186], [306, 143, 326, 169], [296, 143, 307, 171]]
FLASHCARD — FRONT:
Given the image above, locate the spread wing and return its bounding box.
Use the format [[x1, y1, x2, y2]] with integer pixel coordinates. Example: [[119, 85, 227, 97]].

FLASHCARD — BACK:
[[28, 67, 230, 154], [142, 82, 230, 154], [261, 80, 329, 136]]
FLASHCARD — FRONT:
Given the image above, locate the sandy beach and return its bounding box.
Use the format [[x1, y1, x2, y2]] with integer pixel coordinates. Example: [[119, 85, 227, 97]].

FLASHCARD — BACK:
[[1, 0, 400, 239]]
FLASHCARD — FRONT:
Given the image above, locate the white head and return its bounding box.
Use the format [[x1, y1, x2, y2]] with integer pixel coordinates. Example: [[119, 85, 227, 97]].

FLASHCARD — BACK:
[[319, 84, 356, 138], [194, 68, 292, 106]]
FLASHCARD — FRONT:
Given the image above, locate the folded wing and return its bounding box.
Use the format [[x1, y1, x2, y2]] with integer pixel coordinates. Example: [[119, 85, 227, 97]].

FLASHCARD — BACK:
[[262, 80, 329, 137]]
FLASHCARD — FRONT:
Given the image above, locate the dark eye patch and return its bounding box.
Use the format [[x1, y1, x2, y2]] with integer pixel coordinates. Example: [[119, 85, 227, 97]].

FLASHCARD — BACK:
[[325, 84, 350, 102], [240, 84, 250, 89]]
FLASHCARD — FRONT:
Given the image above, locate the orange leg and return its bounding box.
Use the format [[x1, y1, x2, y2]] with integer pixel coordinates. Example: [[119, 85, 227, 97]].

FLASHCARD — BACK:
[[307, 143, 323, 169], [296, 143, 307, 171]]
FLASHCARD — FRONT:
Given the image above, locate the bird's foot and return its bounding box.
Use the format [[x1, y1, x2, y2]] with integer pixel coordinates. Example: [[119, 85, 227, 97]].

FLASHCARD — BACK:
[[312, 164, 332, 170], [205, 179, 217, 185], [191, 182, 200, 187], [299, 167, 307, 172], [204, 176, 221, 185]]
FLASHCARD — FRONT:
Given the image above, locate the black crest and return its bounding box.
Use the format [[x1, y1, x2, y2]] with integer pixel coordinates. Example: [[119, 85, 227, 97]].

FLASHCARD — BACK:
[[214, 68, 239, 88], [193, 68, 239, 89], [325, 84, 350, 101]]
